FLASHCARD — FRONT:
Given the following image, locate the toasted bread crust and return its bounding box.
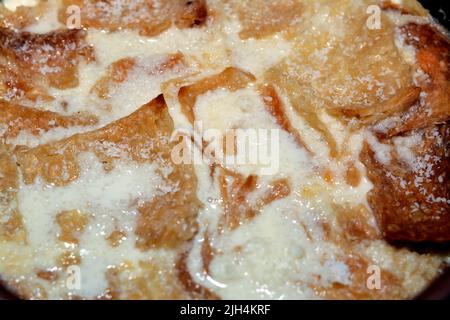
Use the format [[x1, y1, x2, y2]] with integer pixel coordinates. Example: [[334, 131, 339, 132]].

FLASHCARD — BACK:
[[372, 23, 450, 139], [58, 0, 208, 37], [357, 21, 450, 242], [361, 124, 450, 242], [0, 100, 97, 141], [0, 28, 94, 105]]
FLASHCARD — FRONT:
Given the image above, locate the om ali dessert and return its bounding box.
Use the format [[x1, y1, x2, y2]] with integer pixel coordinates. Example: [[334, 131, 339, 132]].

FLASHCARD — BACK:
[[0, 0, 449, 299]]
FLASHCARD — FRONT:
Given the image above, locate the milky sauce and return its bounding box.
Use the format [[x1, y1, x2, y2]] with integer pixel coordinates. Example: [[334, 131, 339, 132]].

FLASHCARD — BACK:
[[0, 0, 446, 299], [14, 153, 166, 297], [3, 0, 38, 12]]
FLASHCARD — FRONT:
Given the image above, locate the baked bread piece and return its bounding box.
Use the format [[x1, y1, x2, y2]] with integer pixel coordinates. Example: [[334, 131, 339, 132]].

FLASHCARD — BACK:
[[361, 124, 449, 242], [0, 0, 448, 300], [0, 95, 210, 299], [0, 27, 94, 103], [58, 0, 207, 36], [342, 15, 450, 242]]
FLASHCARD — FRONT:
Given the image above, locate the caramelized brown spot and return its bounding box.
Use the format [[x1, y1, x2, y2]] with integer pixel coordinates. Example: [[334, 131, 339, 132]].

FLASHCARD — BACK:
[[0, 64, 52, 103], [255, 178, 291, 210], [15, 148, 81, 187], [37, 270, 59, 282], [0, 148, 18, 195], [1, 210, 25, 242], [178, 67, 256, 123], [148, 52, 185, 75], [175, 251, 219, 299], [345, 162, 361, 187], [106, 230, 127, 247], [56, 210, 89, 244], [91, 57, 136, 100], [58, 251, 81, 267], [321, 168, 334, 184]]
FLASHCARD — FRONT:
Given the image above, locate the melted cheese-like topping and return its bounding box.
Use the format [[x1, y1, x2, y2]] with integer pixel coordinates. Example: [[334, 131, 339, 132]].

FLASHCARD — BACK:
[[0, 0, 447, 300]]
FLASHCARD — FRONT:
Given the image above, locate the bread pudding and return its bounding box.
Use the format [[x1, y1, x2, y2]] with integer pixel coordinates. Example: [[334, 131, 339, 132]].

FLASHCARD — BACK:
[[0, 0, 448, 299]]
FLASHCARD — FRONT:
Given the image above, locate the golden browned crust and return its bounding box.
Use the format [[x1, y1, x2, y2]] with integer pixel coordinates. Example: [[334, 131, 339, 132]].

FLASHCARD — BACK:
[[354, 19, 450, 242], [0, 28, 94, 104], [307, 8, 448, 243], [372, 23, 450, 139], [0, 28, 94, 88], [361, 124, 450, 242], [335, 86, 421, 125], [58, 0, 208, 37], [0, 100, 97, 141]]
